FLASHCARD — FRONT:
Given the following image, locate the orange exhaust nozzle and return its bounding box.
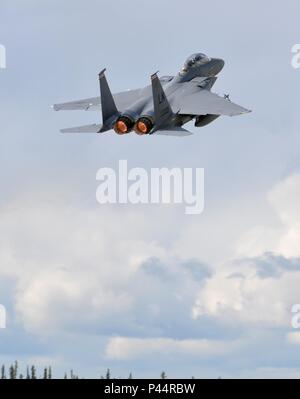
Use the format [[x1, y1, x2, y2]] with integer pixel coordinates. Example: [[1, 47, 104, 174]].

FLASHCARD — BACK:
[[134, 117, 153, 135], [114, 120, 128, 134], [135, 121, 148, 135], [113, 116, 135, 135]]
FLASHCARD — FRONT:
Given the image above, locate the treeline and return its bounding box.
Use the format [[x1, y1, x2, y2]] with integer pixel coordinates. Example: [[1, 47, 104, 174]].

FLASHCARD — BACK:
[[0, 362, 168, 379], [1, 362, 51, 379]]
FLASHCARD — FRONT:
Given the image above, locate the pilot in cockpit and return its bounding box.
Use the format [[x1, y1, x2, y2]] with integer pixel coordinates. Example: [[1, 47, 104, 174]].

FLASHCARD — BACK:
[[178, 53, 224, 80], [179, 53, 211, 75]]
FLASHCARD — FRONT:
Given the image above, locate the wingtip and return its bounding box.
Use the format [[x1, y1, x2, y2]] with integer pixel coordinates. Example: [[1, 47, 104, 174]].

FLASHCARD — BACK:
[[238, 108, 252, 115]]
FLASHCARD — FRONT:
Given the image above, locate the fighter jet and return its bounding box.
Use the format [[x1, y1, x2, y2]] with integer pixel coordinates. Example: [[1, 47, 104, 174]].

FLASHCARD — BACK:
[[53, 53, 251, 137]]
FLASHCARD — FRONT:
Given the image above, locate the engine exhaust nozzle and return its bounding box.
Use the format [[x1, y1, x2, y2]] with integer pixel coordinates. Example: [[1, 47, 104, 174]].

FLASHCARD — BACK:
[[113, 115, 134, 134], [134, 117, 153, 135]]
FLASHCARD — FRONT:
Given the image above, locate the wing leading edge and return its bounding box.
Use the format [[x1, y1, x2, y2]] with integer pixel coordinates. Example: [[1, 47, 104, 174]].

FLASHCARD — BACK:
[[176, 89, 251, 117]]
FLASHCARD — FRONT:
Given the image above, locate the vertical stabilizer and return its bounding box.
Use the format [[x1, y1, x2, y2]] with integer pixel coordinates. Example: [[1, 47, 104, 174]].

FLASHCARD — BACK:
[[98, 69, 119, 130], [151, 72, 173, 127]]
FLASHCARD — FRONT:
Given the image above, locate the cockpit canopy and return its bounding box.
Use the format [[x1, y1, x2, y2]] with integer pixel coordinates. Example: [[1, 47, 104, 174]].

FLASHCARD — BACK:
[[179, 53, 211, 75]]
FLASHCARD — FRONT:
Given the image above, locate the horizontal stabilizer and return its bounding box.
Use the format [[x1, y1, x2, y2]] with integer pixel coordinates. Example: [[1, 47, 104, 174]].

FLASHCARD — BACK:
[[153, 126, 193, 137], [60, 124, 103, 133], [52, 99, 100, 111], [52, 88, 143, 112]]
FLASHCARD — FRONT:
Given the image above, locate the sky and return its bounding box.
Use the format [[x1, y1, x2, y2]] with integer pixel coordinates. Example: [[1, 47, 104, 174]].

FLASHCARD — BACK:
[[0, 0, 300, 378]]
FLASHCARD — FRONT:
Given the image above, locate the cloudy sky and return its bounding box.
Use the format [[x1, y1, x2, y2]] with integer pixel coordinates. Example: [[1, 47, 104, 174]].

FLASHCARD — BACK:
[[0, 0, 300, 378]]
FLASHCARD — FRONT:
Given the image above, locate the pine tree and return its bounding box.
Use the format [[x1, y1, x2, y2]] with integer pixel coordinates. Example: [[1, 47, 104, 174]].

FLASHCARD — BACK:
[[128, 372, 133, 379], [1, 365, 6, 379], [31, 365, 36, 379], [43, 368, 48, 379], [160, 371, 167, 379], [106, 369, 111, 379], [26, 366, 30, 379], [13, 361, 18, 379], [48, 366, 52, 379], [9, 364, 14, 379]]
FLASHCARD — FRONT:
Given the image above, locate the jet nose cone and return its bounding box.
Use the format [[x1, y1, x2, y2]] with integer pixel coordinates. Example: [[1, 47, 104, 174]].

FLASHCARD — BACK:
[[210, 58, 225, 75]]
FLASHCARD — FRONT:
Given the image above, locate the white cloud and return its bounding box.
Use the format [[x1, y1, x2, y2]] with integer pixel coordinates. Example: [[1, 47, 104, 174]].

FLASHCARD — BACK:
[[192, 173, 300, 328], [192, 256, 300, 328], [14, 269, 134, 334], [0, 196, 168, 334], [105, 336, 239, 360], [0, 194, 212, 337], [236, 174, 300, 258]]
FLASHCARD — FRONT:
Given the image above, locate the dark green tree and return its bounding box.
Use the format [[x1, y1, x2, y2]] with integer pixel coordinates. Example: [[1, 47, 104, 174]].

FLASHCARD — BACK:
[[1, 365, 6, 379], [9, 364, 14, 379], [160, 371, 167, 379], [31, 365, 36, 379], [70, 369, 78, 379], [13, 361, 18, 379]]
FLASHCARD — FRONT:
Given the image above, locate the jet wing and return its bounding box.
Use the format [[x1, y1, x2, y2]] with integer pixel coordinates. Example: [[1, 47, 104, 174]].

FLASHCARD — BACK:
[[176, 89, 251, 117], [53, 88, 143, 112]]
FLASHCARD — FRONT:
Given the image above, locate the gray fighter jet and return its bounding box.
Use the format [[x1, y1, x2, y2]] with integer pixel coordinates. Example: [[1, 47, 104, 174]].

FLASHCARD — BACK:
[[53, 53, 251, 137]]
